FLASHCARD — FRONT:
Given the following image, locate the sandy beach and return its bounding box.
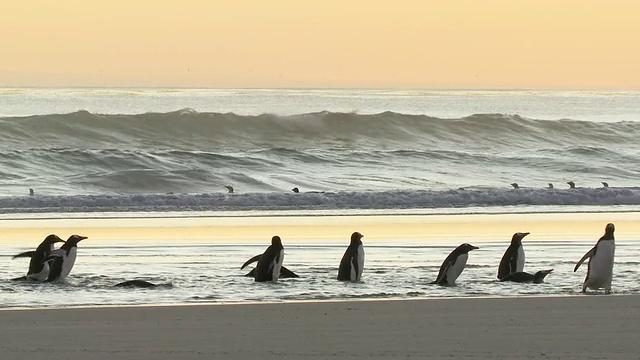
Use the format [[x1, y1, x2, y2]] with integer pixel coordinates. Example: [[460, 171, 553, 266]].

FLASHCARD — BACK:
[[1, 295, 638, 359]]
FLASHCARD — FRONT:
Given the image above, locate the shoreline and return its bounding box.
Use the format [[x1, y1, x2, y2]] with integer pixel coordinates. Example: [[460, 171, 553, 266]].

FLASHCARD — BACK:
[[0, 292, 624, 312]]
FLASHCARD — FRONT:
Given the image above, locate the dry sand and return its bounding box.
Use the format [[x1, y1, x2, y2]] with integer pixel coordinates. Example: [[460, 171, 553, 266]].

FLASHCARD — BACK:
[[1, 295, 639, 360]]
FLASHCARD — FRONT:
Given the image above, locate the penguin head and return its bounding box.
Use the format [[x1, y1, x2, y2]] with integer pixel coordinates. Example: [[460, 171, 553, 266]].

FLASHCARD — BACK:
[[511, 232, 529, 243], [66, 234, 88, 246], [271, 236, 282, 246], [350, 232, 364, 245], [458, 243, 479, 253], [533, 269, 553, 283], [604, 223, 615, 237], [42, 234, 65, 245]]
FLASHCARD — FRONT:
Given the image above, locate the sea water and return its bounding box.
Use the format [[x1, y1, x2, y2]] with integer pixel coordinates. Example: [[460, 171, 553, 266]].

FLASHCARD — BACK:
[[1, 88, 640, 308]]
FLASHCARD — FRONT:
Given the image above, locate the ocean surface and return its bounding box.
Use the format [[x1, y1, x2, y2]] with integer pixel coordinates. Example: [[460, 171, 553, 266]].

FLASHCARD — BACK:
[[1, 88, 640, 308], [1, 88, 640, 213], [1, 231, 638, 309]]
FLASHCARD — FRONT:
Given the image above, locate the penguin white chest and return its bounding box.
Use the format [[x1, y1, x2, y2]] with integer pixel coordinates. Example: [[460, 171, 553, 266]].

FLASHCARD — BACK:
[[587, 241, 615, 289], [60, 247, 78, 280], [271, 249, 284, 282], [29, 262, 50, 282], [446, 253, 468, 285], [350, 244, 365, 281], [516, 245, 525, 272]]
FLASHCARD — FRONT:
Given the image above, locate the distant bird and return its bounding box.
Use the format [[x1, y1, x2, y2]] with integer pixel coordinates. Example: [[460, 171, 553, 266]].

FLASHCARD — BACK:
[[29, 188, 35, 196], [567, 181, 576, 189], [12, 234, 65, 282], [500, 269, 554, 283], [431, 243, 478, 286], [241, 236, 298, 282], [497, 232, 529, 280], [292, 187, 300, 193], [602, 182, 609, 188], [337, 232, 365, 282], [511, 183, 519, 189], [45, 234, 87, 283], [574, 223, 615, 294], [548, 183, 554, 189], [225, 185, 234, 193]]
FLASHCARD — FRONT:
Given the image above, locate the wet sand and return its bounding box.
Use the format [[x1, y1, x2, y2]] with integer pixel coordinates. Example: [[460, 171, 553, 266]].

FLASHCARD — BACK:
[[1, 295, 639, 360]]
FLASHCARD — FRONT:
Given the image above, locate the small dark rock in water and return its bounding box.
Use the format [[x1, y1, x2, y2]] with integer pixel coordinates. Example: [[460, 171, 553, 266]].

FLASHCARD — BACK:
[[114, 280, 158, 288]]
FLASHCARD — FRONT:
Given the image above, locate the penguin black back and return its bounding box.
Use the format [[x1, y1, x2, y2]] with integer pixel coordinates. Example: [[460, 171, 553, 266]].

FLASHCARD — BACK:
[[337, 232, 365, 281], [497, 232, 529, 279], [46, 235, 87, 282], [13, 234, 64, 281], [432, 243, 478, 286], [254, 236, 284, 282]]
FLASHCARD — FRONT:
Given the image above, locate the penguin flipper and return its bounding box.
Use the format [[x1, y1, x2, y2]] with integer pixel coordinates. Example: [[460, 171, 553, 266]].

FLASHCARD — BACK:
[[244, 268, 255, 277], [574, 247, 596, 272], [241, 254, 262, 270], [12, 251, 36, 259], [279, 266, 299, 278]]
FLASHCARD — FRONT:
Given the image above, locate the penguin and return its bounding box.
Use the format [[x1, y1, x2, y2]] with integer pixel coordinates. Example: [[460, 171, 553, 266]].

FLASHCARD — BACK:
[[567, 181, 576, 189], [114, 280, 158, 288], [225, 185, 234, 193], [500, 269, 553, 283], [574, 223, 615, 294], [12, 234, 65, 282], [29, 188, 35, 196], [497, 232, 529, 280], [511, 183, 519, 189], [337, 232, 365, 282], [431, 243, 478, 286], [602, 182, 609, 188], [45, 234, 87, 283], [548, 183, 554, 189], [292, 187, 300, 193], [241, 236, 288, 282]]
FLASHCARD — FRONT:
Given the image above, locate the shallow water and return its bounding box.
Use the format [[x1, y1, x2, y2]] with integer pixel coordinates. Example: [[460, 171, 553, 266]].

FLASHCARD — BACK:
[[2, 229, 637, 309]]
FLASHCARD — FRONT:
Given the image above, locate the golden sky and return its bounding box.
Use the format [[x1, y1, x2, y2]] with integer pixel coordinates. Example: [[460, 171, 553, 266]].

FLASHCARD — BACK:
[[1, 1, 639, 89]]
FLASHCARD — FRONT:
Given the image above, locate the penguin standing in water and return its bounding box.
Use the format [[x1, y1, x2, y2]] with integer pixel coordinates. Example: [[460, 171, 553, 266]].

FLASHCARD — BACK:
[[501, 269, 553, 283], [12, 234, 65, 282], [45, 235, 87, 283], [497, 232, 529, 280], [241, 236, 297, 282], [431, 243, 478, 286], [574, 223, 616, 294], [337, 232, 365, 282]]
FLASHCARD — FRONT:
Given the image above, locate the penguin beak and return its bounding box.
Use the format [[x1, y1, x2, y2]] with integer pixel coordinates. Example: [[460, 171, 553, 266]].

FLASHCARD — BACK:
[[78, 236, 88, 242], [471, 245, 479, 250]]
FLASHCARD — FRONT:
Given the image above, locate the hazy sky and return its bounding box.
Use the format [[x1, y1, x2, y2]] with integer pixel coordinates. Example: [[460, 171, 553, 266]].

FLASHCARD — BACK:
[[1, 1, 639, 89]]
